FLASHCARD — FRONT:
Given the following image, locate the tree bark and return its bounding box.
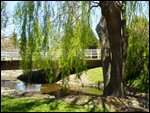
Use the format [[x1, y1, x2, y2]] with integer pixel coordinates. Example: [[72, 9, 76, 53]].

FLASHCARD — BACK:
[[96, 16, 112, 96], [121, 1, 128, 84], [97, 1, 124, 97]]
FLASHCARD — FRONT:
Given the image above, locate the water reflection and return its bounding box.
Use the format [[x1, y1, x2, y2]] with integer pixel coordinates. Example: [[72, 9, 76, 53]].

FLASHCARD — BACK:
[[16, 81, 41, 92], [16, 81, 63, 98], [41, 83, 64, 98], [1, 80, 103, 97]]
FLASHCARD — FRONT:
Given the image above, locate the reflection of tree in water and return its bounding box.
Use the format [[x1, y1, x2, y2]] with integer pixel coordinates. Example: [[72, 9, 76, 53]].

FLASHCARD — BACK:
[[22, 82, 41, 92]]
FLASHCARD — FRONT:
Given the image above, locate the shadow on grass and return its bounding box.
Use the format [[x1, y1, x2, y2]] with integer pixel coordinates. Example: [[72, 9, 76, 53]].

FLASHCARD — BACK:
[[1, 95, 107, 112], [2, 89, 124, 112], [101, 97, 109, 112], [63, 94, 109, 112], [1, 96, 56, 112]]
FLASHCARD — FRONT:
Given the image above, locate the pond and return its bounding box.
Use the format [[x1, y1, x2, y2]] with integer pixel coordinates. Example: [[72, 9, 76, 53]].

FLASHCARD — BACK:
[[1, 80, 103, 98]]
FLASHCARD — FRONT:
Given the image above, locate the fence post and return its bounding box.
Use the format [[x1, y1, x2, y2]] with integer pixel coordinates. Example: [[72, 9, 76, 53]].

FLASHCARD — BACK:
[[98, 49, 100, 59], [6, 52, 7, 60], [91, 50, 92, 59]]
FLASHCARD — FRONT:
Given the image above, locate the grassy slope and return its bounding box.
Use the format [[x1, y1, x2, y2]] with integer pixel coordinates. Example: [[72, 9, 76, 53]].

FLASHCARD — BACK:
[[86, 67, 103, 84], [1, 96, 107, 112]]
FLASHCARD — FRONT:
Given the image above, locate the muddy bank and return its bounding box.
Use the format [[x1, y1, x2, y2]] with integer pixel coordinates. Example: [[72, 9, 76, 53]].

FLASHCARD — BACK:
[[1, 70, 23, 81], [17, 69, 61, 84]]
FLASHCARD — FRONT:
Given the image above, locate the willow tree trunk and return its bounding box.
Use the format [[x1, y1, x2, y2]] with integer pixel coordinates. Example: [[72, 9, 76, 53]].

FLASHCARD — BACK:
[[96, 16, 112, 96], [97, 1, 124, 97]]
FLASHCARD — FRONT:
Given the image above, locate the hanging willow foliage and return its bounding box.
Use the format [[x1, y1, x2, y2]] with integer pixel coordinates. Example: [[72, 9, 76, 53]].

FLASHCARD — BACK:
[[125, 16, 149, 92], [1, 1, 8, 29], [14, 1, 92, 84]]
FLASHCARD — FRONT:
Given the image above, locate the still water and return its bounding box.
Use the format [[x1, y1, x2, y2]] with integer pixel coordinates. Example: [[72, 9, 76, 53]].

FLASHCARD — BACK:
[[16, 81, 41, 92], [1, 80, 103, 97]]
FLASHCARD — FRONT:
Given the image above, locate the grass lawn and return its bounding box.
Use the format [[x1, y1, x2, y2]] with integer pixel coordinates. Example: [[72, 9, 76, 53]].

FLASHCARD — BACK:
[[1, 96, 108, 112], [86, 67, 103, 84]]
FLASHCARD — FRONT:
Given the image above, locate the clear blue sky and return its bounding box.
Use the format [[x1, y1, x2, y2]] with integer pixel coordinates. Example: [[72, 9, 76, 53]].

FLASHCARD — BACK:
[[2, 1, 101, 39]]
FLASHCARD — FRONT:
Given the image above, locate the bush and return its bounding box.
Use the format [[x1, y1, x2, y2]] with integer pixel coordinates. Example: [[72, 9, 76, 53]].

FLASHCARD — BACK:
[[125, 16, 149, 92]]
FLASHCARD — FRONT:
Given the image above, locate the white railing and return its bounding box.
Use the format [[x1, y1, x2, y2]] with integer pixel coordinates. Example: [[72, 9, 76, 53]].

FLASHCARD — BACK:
[[85, 49, 101, 60], [1, 52, 21, 61], [1, 49, 101, 61]]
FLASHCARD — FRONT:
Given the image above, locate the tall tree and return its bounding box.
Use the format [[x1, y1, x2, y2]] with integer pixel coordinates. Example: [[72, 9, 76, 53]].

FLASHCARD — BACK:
[[96, 1, 126, 97], [96, 1, 148, 97]]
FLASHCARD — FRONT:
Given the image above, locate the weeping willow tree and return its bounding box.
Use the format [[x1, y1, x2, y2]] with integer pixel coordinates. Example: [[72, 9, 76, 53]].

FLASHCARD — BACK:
[[13, 1, 91, 84], [95, 1, 148, 97], [59, 2, 92, 85]]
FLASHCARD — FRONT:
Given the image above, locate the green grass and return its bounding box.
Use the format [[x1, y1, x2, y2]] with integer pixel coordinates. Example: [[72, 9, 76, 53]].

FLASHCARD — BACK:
[[82, 87, 103, 96], [1, 96, 108, 112], [86, 67, 103, 84]]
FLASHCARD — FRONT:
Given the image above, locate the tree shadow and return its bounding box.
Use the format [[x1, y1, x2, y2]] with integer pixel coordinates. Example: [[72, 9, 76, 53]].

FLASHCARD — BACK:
[[1, 97, 44, 112], [5, 92, 148, 112], [1, 95, 59, 112], [61, 93, 109, 112], [101, 97, 109, 112], [101, 96, 149, 112]]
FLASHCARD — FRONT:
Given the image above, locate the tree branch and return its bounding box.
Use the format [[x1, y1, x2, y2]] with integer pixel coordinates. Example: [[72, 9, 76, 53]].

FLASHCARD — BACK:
[[91, 1, 100, 5], [89, 4, 100, 11]]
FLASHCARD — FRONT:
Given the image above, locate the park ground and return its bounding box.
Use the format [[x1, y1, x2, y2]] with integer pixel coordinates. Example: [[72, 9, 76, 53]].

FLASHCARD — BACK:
[[1, 67, 149, 112]]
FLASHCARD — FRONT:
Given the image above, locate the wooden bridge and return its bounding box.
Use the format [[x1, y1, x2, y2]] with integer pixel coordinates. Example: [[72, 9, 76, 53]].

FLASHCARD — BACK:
[[1, 49, 102, 70]]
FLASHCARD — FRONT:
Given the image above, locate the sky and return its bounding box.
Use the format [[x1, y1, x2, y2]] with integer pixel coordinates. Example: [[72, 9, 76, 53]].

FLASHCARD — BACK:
[[2, 1, 149, 39], [1, 1, 17, 36], [2, 1, 101, 39]]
